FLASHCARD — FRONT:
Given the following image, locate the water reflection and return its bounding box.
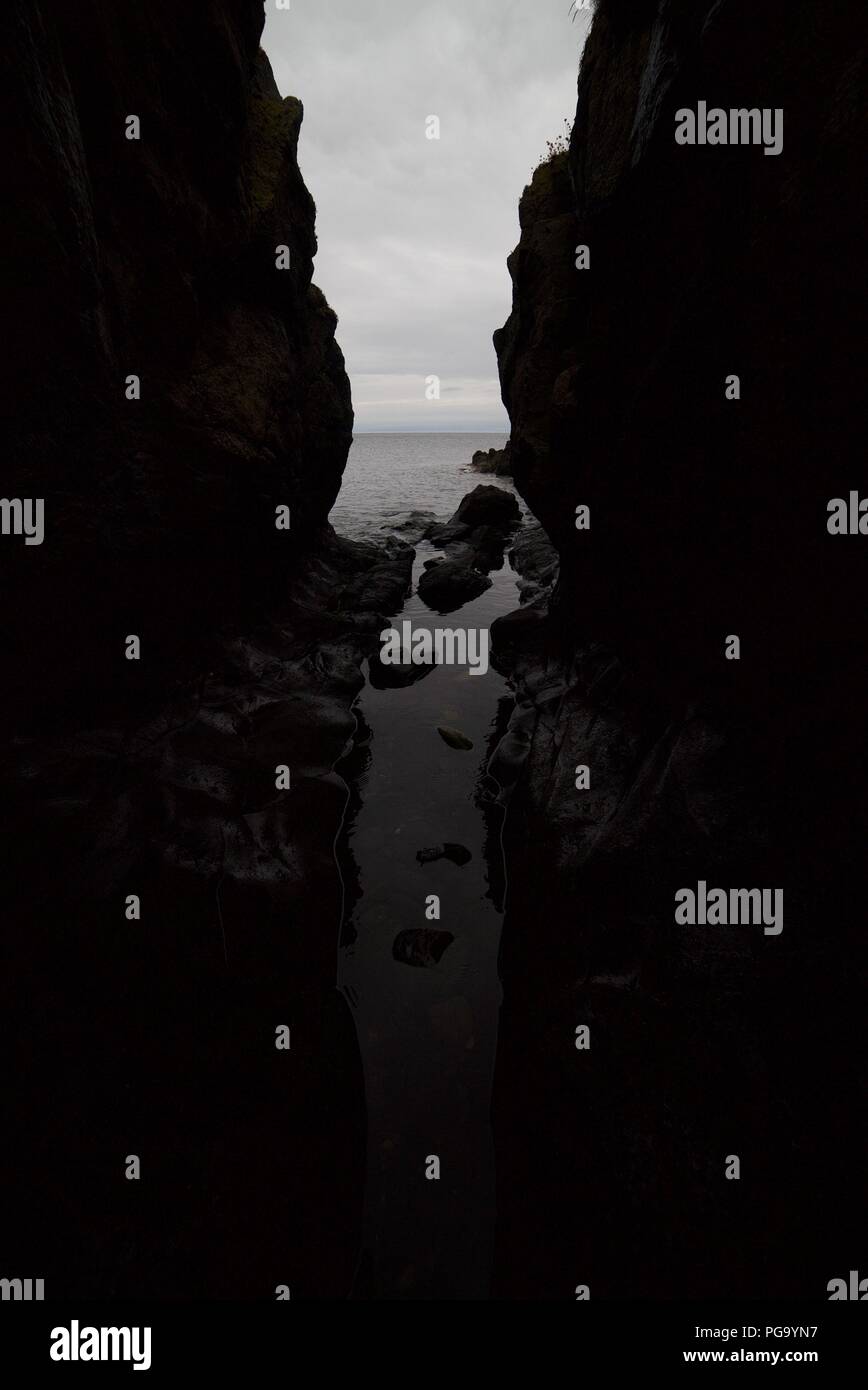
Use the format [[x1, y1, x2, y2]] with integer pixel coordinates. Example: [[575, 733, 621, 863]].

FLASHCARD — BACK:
[[337, 543, 519, 1299]]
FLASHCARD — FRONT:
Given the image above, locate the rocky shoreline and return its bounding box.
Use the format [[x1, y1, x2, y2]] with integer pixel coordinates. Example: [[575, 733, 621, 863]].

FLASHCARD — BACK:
[[3, 526, 413, 1297]]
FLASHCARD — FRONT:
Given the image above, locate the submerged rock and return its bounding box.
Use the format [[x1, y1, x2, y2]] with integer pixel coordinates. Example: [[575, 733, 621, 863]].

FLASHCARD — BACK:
[[367, 654, 436, 689], [436, 726, 474, 751], [381, 510, 438, 542], [416, 844, 473, 867], [392, 929, 455, 968]]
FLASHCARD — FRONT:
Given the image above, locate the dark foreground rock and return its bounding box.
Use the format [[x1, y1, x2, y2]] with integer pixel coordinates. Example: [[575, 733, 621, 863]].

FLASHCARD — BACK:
[[490, 0, 867, 1299], [338, 535, 414, 617], [448, 484, 521, 533], [1, 528, 411, 1299], [462, 525, 512, 573], [421, 485, 521, 612], [0, 0, 369, 1303], [418, 556, 492, 611]]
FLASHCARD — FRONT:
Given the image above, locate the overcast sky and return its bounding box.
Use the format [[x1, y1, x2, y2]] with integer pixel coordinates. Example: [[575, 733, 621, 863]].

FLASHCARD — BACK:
[[262, 0, 591, 432]]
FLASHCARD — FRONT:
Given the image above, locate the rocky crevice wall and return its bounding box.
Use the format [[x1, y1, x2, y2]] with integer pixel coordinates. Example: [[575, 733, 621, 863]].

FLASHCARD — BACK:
[[2, 0, 354, 721], [0, 0, 372, 1300], [491, 0, 866, 1298]]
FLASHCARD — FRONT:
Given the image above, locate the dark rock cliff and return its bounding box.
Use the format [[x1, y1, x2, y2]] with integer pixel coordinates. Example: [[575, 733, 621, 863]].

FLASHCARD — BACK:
[[0, 1, 376, 1299], [492, 0, 867, 1297], [2, 0, 353, 720]]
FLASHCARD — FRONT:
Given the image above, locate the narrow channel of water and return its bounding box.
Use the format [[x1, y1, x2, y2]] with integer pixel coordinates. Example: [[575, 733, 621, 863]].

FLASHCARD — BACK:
[[336, 536, 520, 1299]]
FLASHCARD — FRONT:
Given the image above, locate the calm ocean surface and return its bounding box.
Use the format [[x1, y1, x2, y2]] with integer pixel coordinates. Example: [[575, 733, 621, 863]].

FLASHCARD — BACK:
[[329, 432, 516, 540]]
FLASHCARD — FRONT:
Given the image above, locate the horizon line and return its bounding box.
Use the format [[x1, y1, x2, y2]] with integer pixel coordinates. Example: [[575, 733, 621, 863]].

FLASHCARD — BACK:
[[352, 430, 510, 435]]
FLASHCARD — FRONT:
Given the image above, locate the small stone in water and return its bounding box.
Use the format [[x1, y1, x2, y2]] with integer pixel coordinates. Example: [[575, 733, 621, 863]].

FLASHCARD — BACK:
[[437, 725, 473, 751], [416, 843, 472, 867], [393, 928, 455, 968]]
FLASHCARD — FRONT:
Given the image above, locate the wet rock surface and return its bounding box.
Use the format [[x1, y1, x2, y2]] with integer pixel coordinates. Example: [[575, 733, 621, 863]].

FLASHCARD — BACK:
[[508, 524, 559, 604], [446, 484, 521, 533], [418, 556, 492, 612], [2, 528, 412, 1298], [420, 485, 521, 613], [490, 0, 867, 1299]]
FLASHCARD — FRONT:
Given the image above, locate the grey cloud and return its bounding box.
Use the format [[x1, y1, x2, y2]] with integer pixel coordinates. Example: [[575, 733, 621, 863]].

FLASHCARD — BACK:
[[263, 0, 591, 430]]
